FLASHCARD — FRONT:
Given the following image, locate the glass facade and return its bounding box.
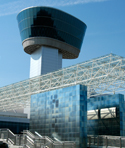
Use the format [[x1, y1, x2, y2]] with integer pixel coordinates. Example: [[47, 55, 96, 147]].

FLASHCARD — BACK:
[[87, 94, 125, 136], [30, 84, 87, 148], [17, 7, 87, 50], [0, 121, 29, 134]]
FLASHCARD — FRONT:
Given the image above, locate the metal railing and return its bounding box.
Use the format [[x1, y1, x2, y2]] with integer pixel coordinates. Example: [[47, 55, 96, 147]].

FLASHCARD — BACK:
[[87, 135, 125, 148], [0, 129, 76, 148]]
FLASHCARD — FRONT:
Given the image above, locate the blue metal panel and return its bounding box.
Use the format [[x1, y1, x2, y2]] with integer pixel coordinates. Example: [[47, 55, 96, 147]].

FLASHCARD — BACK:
[[87, 94, 125, 136], [30, 84, 87, 148]]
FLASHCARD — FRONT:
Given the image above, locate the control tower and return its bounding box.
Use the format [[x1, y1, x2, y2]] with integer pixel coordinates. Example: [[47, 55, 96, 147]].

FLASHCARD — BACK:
[[17, 7, 87, 78]]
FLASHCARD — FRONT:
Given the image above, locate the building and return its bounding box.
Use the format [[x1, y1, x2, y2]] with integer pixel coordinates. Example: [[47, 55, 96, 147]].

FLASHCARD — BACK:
[[1, 52, 125, 147], [87, 94, 125, 136], [0, 112, 29, 134], [0, 6, 125, 148], [17, 7, 87, 148], [30, 84, 87, 148], [17, 6, 87, 78]]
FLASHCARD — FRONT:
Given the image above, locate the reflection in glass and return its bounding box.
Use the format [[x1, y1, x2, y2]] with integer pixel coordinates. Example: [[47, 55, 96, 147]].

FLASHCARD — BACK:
[[30, 84, 87, 148], [17, 7, 87, 51]]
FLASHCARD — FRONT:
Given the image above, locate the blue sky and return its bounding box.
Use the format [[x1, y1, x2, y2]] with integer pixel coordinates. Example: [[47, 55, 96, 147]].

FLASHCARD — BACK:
[[0, 0, 125, 87]]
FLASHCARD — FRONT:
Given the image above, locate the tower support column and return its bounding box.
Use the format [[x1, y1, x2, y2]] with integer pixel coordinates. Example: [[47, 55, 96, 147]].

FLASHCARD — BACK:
[[30, 46, 62, 78]]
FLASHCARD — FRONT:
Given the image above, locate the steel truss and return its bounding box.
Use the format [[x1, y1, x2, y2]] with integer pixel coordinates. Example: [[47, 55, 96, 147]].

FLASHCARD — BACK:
[[0, 53, 125, 111]]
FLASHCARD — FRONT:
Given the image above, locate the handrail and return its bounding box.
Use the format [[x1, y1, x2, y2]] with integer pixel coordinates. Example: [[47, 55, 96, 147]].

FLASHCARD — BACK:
[[26, 135, 34, 144], [54, 137, 63, 144], [35, 131, 63, 145], [8, 129, 15, 137], [23, 130, 35, 139], [35, 131, 43, 138], [87, 135, 125, 148], [0, 128, 76, 148], [44, 136, 54, 143], [8, 138, 14, 145], [26, 144, 30, 148]]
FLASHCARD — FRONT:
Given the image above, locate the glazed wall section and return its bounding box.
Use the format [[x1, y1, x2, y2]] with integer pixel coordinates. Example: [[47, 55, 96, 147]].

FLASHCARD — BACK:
[[0, 116, 29, 134], [30, 85, 87, 148], [87, 94, 125, 136], [17, 7, 87, 50]]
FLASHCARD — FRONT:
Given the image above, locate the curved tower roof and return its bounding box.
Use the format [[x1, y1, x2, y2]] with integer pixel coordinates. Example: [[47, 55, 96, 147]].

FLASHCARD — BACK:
[[17, 6, 87, 59]]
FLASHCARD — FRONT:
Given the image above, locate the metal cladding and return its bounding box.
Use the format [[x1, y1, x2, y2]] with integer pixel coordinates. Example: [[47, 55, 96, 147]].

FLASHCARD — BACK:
[[17, 7, 87, 59]]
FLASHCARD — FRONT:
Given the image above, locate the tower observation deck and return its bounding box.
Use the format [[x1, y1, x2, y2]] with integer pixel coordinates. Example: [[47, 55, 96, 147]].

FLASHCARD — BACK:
[[17, 7, 87, 78]]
